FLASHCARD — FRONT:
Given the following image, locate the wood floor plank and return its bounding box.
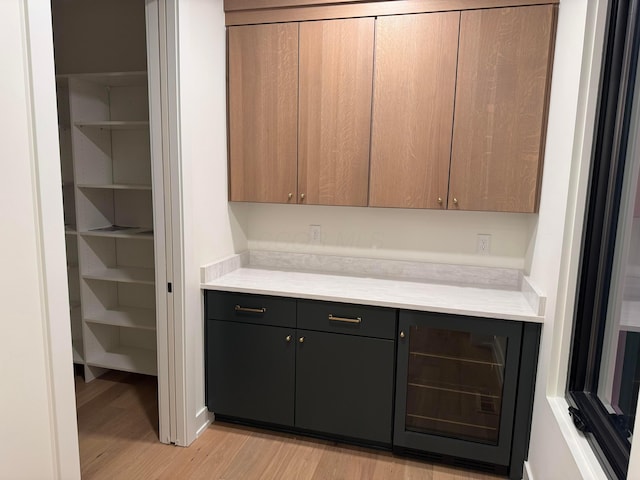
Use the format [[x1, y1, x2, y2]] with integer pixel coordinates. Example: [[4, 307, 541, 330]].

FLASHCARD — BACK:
[[76, 372, 506, 480], [261, 435, 326, 480], [163, 426, 252, 480]]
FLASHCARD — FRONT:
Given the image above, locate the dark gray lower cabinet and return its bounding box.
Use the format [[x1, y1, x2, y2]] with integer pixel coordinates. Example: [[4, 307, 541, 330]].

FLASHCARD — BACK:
[[206, 292, 396, 444], [205, 291, 540, 478], [207, 320, 295, 426], [295, 329, 394, 444]]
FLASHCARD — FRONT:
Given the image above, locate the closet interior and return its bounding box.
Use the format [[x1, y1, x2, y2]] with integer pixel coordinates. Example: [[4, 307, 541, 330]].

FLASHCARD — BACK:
[[53, 0, 161, 400]]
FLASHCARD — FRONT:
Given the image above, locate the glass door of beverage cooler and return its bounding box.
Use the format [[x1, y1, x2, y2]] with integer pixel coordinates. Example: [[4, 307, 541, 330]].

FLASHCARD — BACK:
[[394, 311, 523, 467]]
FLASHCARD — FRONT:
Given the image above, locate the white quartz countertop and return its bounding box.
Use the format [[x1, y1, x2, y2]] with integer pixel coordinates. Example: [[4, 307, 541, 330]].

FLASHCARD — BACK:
[[201, 265, 543, 323]]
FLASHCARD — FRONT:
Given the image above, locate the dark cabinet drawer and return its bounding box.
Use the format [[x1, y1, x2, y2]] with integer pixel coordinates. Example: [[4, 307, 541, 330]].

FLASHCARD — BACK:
[[206, 290, 296, 328], [297, 299, 396, 339]]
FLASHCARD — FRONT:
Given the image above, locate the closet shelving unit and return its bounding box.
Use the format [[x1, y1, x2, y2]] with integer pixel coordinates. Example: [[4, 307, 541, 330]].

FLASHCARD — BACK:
[[60, 70, 158, 381], [57, 76, 84, 365]]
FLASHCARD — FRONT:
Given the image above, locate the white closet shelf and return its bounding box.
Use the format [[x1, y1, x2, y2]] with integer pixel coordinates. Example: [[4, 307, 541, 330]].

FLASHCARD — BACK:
[[84, 307, 156, 330], [77, 183, 152, 191], [86, 346, 157, 376], [58, 71, 147, 86], [79, 228, 154, 240], [83, 266, 155, 285], [75, 120, 149, 130]]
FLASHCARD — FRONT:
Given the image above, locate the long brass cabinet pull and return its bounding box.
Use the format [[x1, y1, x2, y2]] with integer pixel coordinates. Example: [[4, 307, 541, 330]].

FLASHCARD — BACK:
[[234, 305, 267, 314], [328, 314, 362, 324]]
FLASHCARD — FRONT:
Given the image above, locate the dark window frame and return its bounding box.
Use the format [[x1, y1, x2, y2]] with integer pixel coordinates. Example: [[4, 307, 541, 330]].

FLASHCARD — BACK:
[[568, 0, 640, 478]]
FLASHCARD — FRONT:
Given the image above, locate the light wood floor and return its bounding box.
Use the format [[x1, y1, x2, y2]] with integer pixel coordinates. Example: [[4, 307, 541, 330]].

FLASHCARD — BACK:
[[75, 371, 504, 480]]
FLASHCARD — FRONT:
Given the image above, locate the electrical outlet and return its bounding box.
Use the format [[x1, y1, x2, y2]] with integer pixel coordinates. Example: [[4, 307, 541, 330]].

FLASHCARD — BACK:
[[309, 224, 322, 244], [477, 234, 491, 255]]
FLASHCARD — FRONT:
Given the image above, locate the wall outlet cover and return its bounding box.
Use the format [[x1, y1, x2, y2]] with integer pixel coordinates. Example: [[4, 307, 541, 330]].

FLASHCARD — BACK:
[[477, 234, 491, 255]]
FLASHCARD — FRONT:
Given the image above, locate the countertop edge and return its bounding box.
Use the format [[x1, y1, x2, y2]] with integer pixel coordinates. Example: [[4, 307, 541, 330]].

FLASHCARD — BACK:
[[201, 281, 544, 323], [199, 251, 544, 323]]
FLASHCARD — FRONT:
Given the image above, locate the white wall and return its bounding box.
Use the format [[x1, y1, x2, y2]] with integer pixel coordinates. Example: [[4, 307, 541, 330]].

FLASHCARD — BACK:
[[248, 205, 535, 269], [525, 0, 640, 478], [175, 0, 248, 444], [0, 0, 80, 478]]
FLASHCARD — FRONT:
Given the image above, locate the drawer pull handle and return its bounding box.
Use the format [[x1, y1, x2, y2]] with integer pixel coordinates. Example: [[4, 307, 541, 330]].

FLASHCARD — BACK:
[[234, 305, 267, 314], [328, 314, 362, 324]]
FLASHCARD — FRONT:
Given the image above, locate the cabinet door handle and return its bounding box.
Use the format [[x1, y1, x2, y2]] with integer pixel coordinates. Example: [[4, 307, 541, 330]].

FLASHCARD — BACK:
[[285, 335, 292, 342], [328, 314, 362, 324], [400, 331, 406, 339], [234, 305, 267, 314], [299, 336, 305, 343]]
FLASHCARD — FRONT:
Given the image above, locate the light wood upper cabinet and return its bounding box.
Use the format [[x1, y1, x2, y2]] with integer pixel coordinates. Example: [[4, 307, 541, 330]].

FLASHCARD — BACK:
[[298, 18, 375, 206], [449, 5, 556, 213], [369, 12, 460, 209], [226, 3, 557, 212], [228, 23, 299, 203]]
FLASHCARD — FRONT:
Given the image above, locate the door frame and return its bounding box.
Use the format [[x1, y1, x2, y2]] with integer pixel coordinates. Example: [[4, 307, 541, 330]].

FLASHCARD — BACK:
[[143, 0, 189, 445], [24, 0, 189, 474], [21, 0, 82, 476], [146, 0, 174, 445], [147, 0, 190, 446]]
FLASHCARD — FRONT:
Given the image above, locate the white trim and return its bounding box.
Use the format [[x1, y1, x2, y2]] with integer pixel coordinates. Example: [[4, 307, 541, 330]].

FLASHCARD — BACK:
[[547, 0, 609, 399], [163, 0, 189, 446], [523, 460, 533, 480], [23, 0, 81, 477], [547, 397, 608, 480], [195, 407, 214, 438], [145, 0, 172, 445]]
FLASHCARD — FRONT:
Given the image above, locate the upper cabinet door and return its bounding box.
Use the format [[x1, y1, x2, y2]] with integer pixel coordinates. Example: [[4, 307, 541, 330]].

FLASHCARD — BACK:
[[369, 12, 460, 209], [228, 23, 299, 203], [449, 6, 556, 213], [298, 18, 374, 206]]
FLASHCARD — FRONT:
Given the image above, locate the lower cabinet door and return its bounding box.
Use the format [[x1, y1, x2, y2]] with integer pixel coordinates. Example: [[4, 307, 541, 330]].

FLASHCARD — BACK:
[[295, 329, 395, 444], [395, 311, 523, 467], [207, 320, 295, 426]]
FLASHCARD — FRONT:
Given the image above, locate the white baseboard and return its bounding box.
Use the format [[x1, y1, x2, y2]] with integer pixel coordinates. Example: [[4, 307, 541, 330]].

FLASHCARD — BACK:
[[195, 406, 213, 439], [523, 460, 533, 480], [178, 406, 213, 447]]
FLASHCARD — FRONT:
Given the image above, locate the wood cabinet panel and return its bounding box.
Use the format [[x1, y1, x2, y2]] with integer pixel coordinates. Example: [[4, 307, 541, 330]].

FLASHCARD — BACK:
[[298, 18, 374, 206], [228, 23, 299, 203], [449, 5, 556, 213], [369, 12, 459, 209]]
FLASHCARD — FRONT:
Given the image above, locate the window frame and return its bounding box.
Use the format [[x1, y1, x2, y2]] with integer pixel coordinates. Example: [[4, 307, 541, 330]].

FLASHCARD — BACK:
[[568, 0, 640, 478]]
